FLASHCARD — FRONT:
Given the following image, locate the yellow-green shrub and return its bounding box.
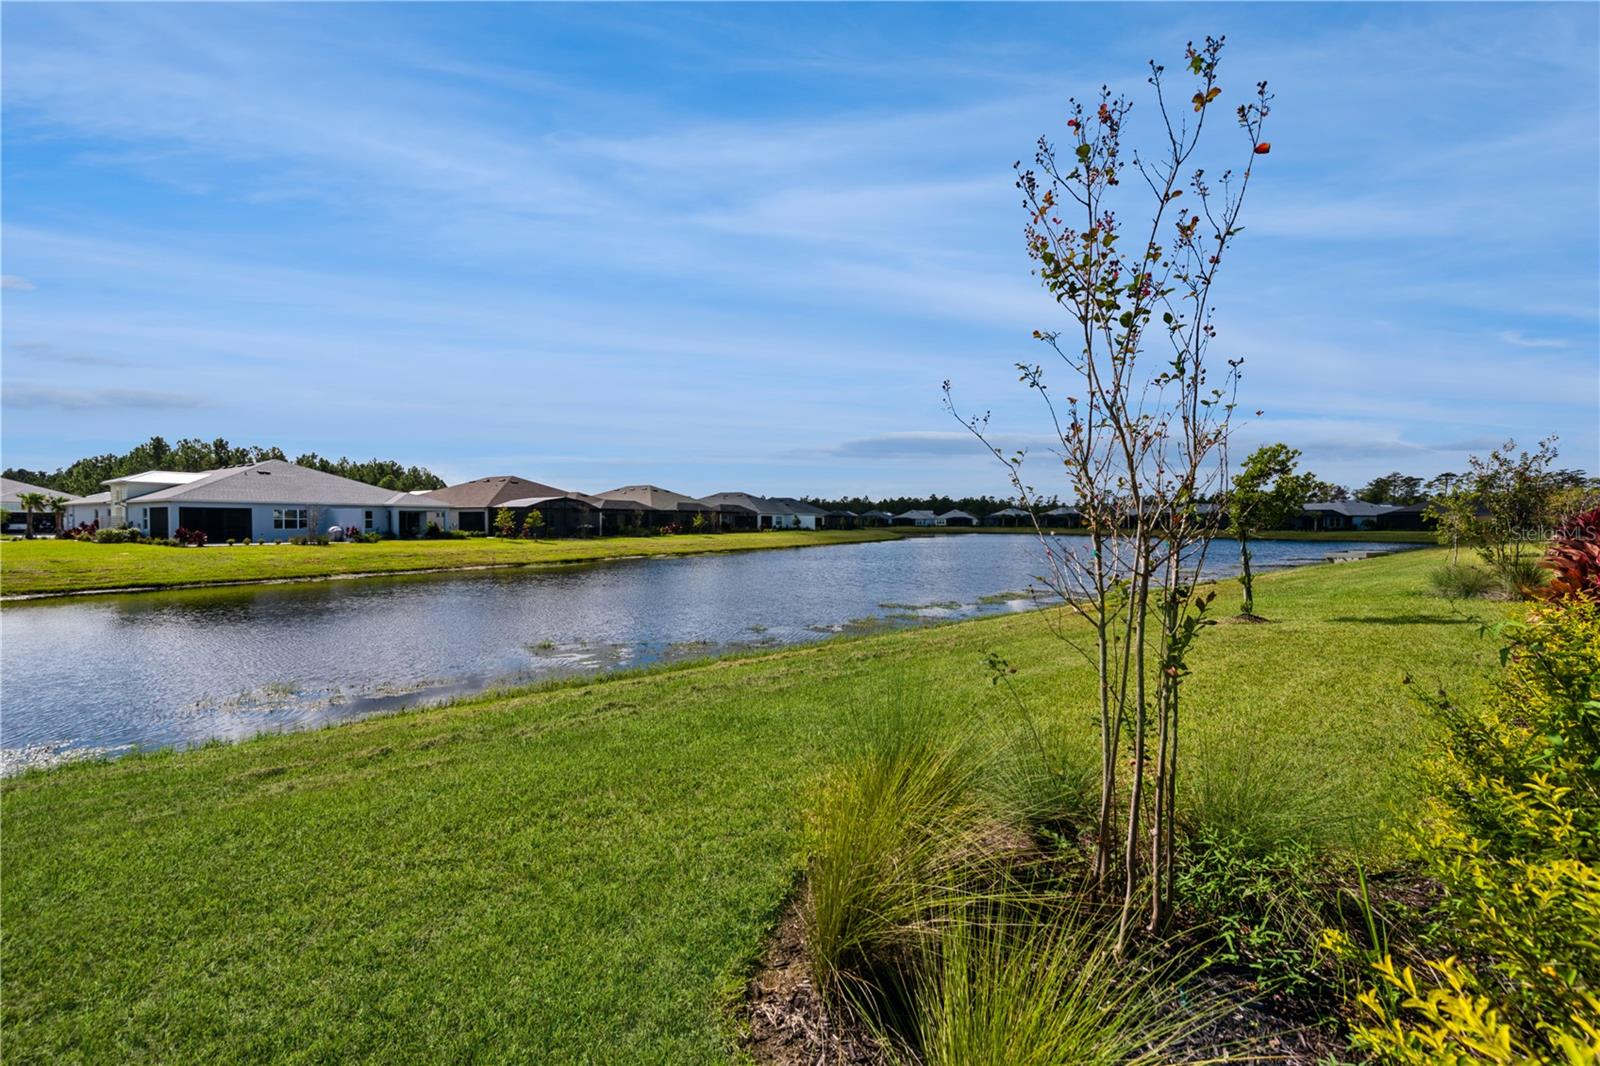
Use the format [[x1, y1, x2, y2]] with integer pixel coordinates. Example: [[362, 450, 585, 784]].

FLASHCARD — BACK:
[[1347, 600, 1600, 1063]]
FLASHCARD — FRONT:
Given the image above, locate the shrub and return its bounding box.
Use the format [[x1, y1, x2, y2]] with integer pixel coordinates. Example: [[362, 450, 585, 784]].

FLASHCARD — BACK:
[[1428, 563, 1495, 601], [1490, 554, 1549, 600], [94, 527, 142, 544], [1542, 506, 1600, 601], [1344, 599, 1600, 1061], [424, 521, 443, 539]]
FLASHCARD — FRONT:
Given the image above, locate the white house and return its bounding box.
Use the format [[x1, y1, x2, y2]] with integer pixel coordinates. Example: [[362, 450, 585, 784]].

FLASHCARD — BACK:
[[893, 509, 943, 527], [937, 509, 979, 527], [100, 460, 457, 541], [1, 477, 83, 533], [768, 497, 830, 531]]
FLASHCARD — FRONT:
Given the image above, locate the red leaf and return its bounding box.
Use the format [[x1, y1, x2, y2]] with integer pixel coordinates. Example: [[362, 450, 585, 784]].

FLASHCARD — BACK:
[[1254, 142, 1272, 155]]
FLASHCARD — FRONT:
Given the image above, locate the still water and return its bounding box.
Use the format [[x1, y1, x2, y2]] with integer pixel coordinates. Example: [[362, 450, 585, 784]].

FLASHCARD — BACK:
[[1, 535, 1408, 770]]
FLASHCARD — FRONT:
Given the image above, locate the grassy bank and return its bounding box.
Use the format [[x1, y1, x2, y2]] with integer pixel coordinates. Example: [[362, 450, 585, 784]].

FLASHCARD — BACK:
[[0, 529, 900, 598], [1, 549, 1501, 1061]]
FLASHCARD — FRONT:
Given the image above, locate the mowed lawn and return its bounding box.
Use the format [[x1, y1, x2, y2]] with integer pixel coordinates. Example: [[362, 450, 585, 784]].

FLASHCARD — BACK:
[[0, 549, 1503, 1062], [0, 529, 899, 598]]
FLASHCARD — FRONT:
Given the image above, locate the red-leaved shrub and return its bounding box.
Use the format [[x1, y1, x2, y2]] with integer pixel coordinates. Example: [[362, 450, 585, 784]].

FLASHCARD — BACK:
[[1541, 507, 1600, 601]]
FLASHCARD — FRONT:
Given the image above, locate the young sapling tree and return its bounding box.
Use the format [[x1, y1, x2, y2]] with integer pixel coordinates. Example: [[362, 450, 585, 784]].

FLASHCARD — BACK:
[[947, 36, 1272, 948], [1228, 443, 1314, 617]]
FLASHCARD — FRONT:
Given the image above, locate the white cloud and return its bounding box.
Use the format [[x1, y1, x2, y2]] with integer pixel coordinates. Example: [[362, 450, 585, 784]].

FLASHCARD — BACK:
[[1, 275, 37, 291], [1496, 330, 1569, 350]]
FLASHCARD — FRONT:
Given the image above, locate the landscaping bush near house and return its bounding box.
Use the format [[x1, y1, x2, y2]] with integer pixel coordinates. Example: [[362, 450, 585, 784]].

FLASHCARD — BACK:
[[93, 527, 142, 544], [1427, 563, 1495, 601], [1339, 598, 1600, 1063]]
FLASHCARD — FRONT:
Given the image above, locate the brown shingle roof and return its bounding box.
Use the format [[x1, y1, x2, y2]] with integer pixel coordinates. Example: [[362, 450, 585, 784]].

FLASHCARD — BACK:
[[430, 476, 574, 508]]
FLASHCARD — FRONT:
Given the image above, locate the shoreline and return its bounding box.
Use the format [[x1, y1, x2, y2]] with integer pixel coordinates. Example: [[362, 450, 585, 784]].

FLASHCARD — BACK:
[[1, 544, 1428, 777], [0, 528, 1435, 602]]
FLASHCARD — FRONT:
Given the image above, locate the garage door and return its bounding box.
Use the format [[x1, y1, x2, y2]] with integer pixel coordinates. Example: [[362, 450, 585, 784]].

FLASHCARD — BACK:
[[178, 506, 253, 542]]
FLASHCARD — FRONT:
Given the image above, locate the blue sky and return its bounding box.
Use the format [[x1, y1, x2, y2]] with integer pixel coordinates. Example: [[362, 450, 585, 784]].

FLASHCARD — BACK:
[[3, 2, 1596, 496]]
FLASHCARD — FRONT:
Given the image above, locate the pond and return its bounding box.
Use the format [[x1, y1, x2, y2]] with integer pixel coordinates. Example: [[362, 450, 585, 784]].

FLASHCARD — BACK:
[[0, 534, 1411, 771]]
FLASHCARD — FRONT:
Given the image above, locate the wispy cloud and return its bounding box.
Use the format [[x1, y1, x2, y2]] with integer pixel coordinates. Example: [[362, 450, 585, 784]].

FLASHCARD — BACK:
[[7, 341, 131, 367], [1, 276, 37, 291], [3, 385, 207, 411], [1497, 330, 1569, 350]]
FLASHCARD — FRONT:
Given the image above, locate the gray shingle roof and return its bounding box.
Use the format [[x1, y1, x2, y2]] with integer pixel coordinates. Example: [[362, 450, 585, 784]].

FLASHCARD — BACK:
[[768, 497, 830, 516], [128, 460, 454, 508], [700, 491, 784, 514], [1, 478, 82, 505]]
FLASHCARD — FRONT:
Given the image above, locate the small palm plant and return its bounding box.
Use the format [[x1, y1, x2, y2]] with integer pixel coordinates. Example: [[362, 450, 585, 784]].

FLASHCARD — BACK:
[[15, 491, 47, 539]]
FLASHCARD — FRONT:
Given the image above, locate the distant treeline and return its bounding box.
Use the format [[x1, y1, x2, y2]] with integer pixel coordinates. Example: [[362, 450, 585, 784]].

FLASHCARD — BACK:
[[5, 436, 446, 497], [804, 494, 1066, 517], [1328, 469, 1594, 506], [811, 469, 1598, 515]]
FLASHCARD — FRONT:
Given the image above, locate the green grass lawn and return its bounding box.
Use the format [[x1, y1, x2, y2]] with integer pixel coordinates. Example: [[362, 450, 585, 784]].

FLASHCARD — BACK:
[[0, 529, 899, 598], [0, 549, 1503, 1062]]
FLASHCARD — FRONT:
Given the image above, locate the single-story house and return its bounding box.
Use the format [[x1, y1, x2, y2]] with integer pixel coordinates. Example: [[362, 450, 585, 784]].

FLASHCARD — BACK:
[[768, 497, 830, 531], [66, 491, 112, 529], [496, 494, 604, 536], [594, 485, 713, 531], [858, 510, 895, 527], [1, 477, 82, 534], [938, 509, 979, 527], [822, 509, 858, 530], [1043, 506, 1085, 528], [699, 491, 790, 531], [430, 476, 601, 536], [893, 509, 942, 527], [986, 506, 1033, 527], [1292, 501, 1395, 532], [1374, 503, 1435, 532], [102, 460, 458, 541]]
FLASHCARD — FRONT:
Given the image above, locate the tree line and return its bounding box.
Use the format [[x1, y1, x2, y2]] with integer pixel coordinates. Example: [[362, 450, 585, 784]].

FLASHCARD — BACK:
[[803, 493, 1070, 516], [4, 436, 446, 497]]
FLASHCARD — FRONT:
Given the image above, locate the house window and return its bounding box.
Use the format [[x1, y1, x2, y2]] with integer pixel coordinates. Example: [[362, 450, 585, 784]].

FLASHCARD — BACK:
[[273, 508, 308, 530], [364, 510, 374, 531]]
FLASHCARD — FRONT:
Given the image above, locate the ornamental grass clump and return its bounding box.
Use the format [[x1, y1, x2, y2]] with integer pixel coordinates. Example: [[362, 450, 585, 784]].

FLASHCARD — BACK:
[[907, 905, 1207, 1066], [800, 700, 994, 1006], [1427, 562, 1495, 602]]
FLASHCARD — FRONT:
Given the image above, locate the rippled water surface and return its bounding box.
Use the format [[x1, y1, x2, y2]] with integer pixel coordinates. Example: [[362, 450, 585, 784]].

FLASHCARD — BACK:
[[1, 535, 1410, 770]]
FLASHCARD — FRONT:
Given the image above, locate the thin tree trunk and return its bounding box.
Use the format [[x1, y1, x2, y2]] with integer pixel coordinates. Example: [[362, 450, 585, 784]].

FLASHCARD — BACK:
[[1239, 535, 1254, 616], [1117, 538, 1151, 955]]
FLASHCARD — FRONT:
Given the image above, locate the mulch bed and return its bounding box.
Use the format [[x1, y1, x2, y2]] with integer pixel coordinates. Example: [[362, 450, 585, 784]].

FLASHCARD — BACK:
[[741, 897, 1354, 1065], [741, 906, 884, 1066]]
